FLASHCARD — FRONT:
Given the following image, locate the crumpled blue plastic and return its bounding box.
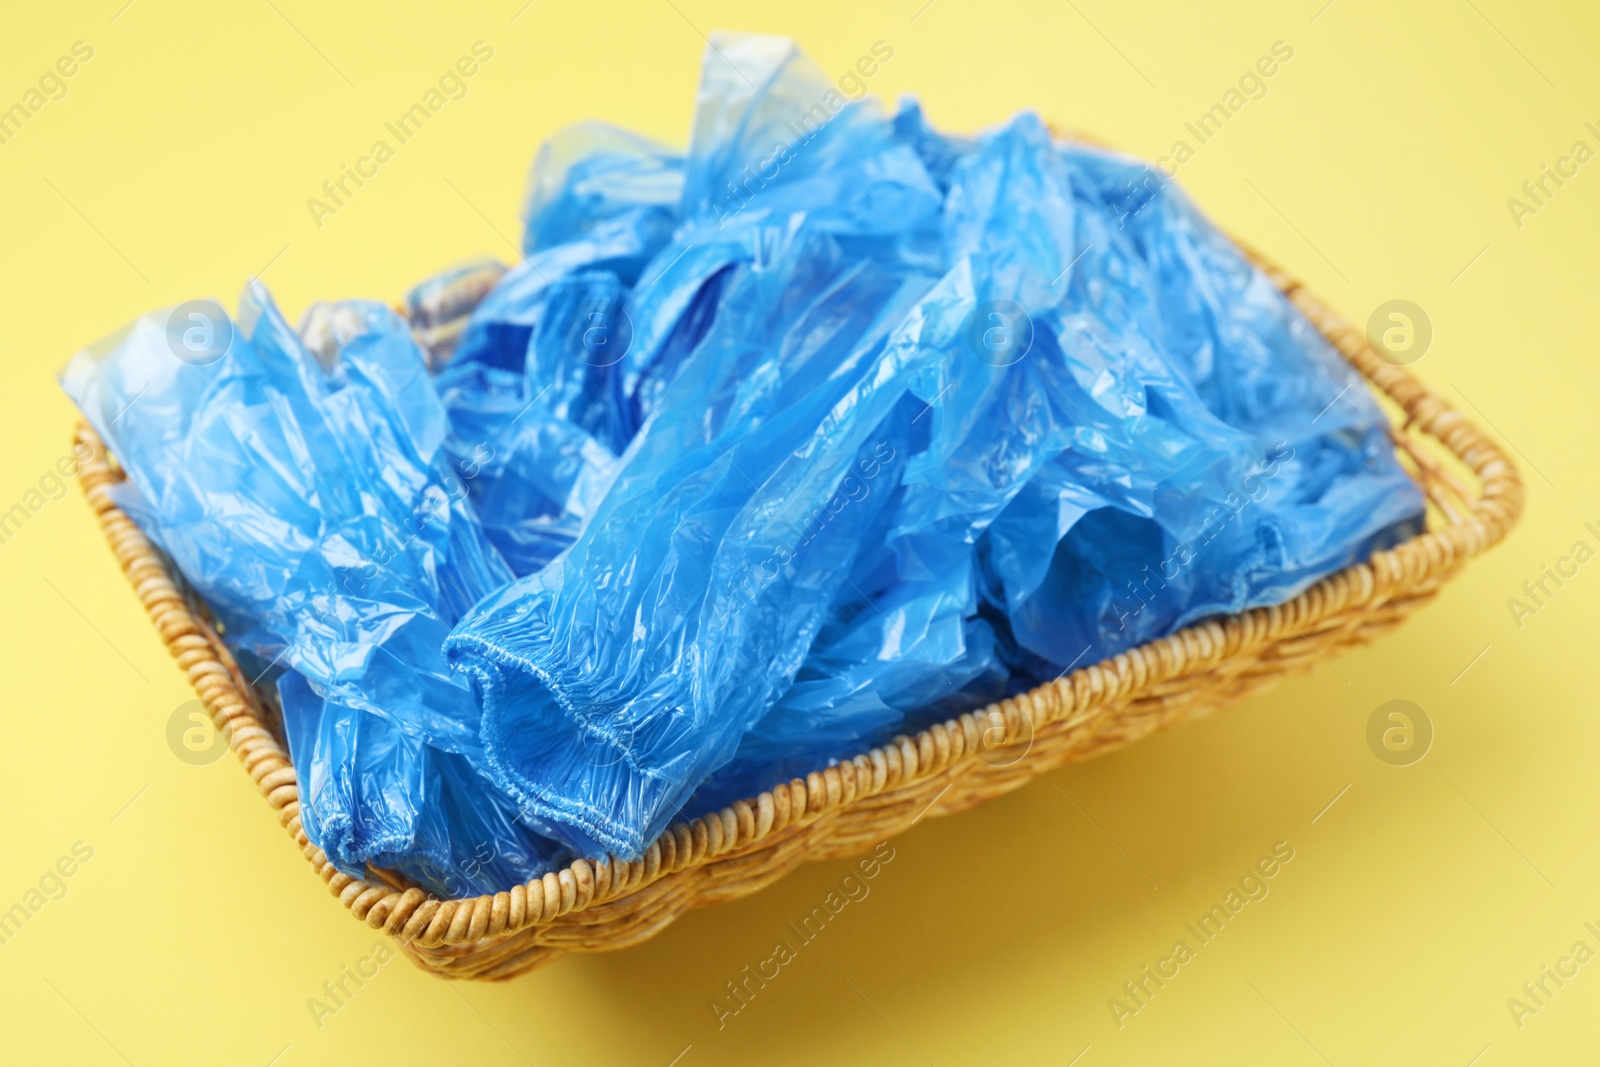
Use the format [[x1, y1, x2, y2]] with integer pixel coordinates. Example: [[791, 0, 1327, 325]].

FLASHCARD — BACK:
[[440, 33, 1424, 858], [61, 285, 568, 895], [63, 32, 1425, 888]]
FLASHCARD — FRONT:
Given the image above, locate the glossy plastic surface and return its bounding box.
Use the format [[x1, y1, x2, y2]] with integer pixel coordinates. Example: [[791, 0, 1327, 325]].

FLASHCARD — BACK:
[[442, 35, 1424, 858], [62, 287, 567, 895], [63, 33, 1423, 881]]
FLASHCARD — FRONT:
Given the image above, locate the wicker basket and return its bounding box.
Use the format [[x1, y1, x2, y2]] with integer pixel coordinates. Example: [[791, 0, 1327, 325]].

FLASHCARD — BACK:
[[73, 232, 1523, 980]]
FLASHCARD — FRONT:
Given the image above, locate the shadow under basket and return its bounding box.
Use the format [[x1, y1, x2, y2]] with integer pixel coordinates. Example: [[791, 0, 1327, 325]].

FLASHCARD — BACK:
[[73, 238, 1523, 980]]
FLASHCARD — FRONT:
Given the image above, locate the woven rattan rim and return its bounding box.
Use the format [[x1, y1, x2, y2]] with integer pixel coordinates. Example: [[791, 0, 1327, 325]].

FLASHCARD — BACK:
[[72, 239, 1523, 961]]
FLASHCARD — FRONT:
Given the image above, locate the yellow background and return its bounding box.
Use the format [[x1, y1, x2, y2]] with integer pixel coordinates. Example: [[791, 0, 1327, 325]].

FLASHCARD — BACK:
[[1, 0, 1595, 1063]]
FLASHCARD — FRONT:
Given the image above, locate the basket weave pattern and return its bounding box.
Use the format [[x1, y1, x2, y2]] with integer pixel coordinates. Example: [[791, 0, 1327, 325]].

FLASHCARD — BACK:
[[74, 246, 1523, 980]]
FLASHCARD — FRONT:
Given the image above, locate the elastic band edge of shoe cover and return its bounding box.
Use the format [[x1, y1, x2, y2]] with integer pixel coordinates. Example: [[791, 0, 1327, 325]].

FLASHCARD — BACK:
[[448, 633, 660, 859], [449, 607, 674, 778], [310, 810, 452, 883]]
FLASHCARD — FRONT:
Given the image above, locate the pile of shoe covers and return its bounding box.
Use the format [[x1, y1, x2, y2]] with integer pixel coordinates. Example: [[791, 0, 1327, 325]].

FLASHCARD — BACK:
[[62, 35, 1423, 894]]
